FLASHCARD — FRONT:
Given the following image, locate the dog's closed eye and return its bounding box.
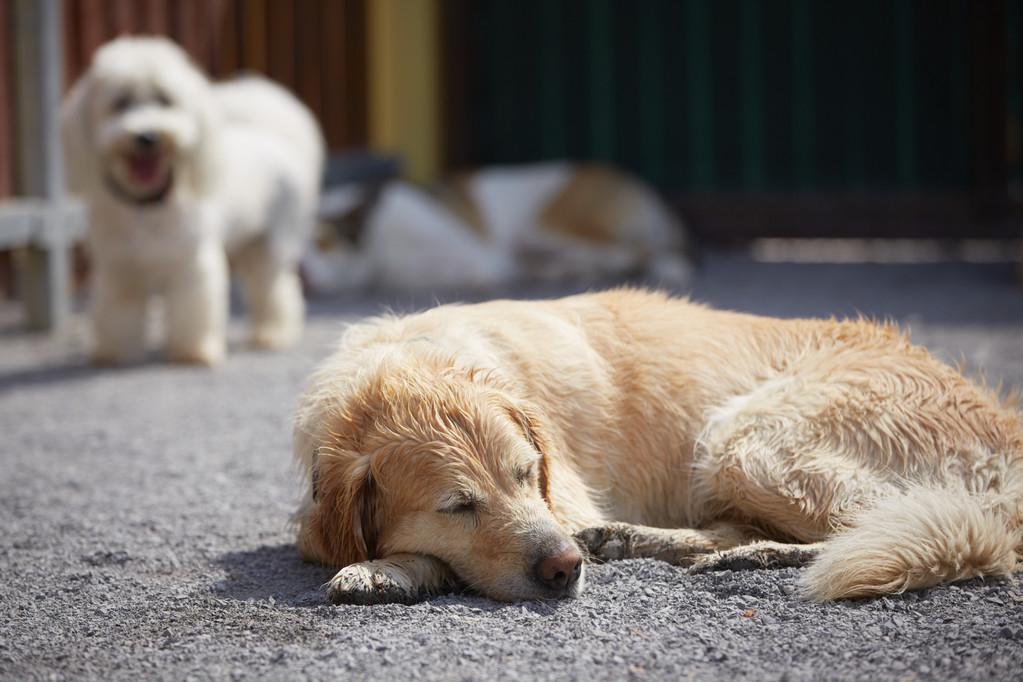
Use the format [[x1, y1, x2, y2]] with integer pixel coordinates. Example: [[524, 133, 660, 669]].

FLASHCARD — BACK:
[[515, 463, 536, 485], [439, 496, 481, 515]]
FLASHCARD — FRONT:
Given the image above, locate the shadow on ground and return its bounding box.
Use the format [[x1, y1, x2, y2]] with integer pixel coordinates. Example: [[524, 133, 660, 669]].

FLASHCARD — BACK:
[[211, 543, 581, 615], [0, 361, 106, 395], [212, 543, 336, 608]]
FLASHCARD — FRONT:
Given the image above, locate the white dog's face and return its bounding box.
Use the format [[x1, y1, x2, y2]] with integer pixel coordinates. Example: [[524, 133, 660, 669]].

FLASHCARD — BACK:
[[65, 37, 213, 202]]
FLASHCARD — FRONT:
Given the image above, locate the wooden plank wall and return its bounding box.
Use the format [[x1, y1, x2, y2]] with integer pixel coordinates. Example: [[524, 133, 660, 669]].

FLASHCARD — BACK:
[[0, 0, 368, 199]]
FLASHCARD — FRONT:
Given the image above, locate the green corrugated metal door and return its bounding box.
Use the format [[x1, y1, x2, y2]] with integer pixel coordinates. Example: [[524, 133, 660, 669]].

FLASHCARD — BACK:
[[449, 0, 1016, 237]]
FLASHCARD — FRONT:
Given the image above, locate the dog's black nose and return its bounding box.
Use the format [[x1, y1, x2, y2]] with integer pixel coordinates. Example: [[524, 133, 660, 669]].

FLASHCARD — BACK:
[[135, 132, 158, 149], [535, 546, 583, 592]]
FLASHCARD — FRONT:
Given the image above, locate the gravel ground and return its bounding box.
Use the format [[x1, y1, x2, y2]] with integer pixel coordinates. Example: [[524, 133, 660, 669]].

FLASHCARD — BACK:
[[2, 251, 1023, 681]]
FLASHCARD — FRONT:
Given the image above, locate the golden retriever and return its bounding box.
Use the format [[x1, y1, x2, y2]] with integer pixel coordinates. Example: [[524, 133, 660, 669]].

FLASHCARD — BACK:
[[292, 289, 1023, 604]]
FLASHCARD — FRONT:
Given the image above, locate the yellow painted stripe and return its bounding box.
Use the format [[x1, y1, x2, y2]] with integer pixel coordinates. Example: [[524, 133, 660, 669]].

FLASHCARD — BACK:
[[367, 0, 441, 183]]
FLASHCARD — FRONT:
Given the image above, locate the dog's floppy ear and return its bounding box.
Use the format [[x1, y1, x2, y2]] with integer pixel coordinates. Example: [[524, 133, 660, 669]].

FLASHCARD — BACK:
[[507, 402, 553, 506], [187, 89, 221, 196], [308, 451, 378, 566], [60, 71, 99, 194], [167, 50, 221, 197]]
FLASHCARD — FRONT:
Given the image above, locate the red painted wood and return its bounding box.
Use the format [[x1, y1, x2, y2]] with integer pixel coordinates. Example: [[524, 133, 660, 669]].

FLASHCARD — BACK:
[[0, 0, 370, 202]]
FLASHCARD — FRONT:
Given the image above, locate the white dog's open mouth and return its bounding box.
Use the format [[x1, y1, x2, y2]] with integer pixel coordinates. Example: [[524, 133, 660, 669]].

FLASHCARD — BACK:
[[127, 150, 162, 185], [107, 148, 173, 204]]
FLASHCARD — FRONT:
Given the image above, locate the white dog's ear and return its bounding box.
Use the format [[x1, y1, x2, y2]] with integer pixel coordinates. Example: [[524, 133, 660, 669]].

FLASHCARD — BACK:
[[177, 58, 223, 198], [185, 91, 222, 196], [60, 72, 98, 194]]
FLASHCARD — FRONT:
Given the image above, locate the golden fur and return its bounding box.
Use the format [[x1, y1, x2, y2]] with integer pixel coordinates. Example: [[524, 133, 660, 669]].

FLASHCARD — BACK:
[[293, 289, 1023, 603]]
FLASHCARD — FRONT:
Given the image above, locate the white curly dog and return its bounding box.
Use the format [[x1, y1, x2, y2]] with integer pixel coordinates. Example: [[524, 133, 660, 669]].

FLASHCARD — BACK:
[[62, 36, 324, 365]]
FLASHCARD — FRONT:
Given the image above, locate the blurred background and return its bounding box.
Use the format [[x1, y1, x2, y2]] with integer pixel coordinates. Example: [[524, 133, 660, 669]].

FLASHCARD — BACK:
[[1, 0, 1021, 331], [4, 5, 1023, 675]]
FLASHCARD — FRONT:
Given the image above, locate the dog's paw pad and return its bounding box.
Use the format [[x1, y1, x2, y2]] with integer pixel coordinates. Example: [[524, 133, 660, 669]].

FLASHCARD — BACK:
[[574, 526, 629, 562], [325, 564, 418, 606]]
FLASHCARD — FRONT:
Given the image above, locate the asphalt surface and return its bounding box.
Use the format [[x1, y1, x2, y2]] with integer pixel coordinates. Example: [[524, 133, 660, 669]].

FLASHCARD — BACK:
[[2, 251, 1023, 681]]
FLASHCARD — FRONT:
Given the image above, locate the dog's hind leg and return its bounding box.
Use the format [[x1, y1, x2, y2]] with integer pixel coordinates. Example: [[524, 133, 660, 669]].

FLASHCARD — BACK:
[[575, 521, 764, 566], [326, 554, 459, 606], [234, 238, 304, 350], [694, 368, 1023, 598], [694, 373, 903, 544]]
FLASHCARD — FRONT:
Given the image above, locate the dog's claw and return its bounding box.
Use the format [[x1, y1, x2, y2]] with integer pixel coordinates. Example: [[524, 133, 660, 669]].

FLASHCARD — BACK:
[[325, 563, 421, 606]]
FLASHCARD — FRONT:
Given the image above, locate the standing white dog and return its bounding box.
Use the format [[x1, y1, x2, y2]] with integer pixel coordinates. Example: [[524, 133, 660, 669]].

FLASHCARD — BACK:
[[62, 37, 324, 365]]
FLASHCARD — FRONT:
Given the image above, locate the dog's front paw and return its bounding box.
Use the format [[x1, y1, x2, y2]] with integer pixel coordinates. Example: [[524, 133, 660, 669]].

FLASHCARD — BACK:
[[326, 561, 422, 606], [250, 323, 300, 351], [574, 524, 633, 562], [687, 542, 821, 574], [165, 338, 225, 366]]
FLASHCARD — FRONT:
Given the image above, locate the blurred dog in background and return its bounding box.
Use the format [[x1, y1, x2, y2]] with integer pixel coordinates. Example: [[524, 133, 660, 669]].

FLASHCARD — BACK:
[[62, 36, 324, 365], [307, 162, 694, 294]]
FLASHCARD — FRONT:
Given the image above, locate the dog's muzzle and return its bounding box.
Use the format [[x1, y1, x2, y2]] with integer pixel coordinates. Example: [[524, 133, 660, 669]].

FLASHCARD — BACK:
[[532, 544, 583, 595], [134, 131, 159, 149], [105, 131, 174, 206]]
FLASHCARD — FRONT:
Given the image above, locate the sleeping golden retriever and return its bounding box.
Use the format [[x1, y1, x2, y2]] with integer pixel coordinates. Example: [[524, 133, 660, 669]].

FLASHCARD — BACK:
[[293, 289, 1023, 604]]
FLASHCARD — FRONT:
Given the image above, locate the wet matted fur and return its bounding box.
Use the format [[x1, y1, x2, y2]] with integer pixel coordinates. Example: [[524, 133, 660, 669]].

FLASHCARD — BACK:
[[292, 289, 1023, 604]]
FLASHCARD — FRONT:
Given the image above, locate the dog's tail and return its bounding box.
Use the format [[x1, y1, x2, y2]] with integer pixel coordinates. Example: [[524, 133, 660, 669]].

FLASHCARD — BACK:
[[799, 482, 1022, 601]]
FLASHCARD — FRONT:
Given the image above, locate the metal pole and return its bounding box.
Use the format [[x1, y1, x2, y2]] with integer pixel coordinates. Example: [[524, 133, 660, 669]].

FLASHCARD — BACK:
[[14, 0, 69, 331]]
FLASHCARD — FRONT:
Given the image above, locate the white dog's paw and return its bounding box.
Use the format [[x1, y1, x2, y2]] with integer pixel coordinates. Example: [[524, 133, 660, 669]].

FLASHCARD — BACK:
[[249, 323, 300, 351], [325, 561, 423, 606], [166, 349, 224, 366], [165, 338, 225, 366]]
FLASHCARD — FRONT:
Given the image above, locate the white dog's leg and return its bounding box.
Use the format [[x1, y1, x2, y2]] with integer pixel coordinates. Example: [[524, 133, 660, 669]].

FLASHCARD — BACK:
[[575, 521, 764, 566], [235, 242, 304, 350], [326, 554, 459, 606], [164, 244, 228, 366], [91, 269, 149, 365]]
